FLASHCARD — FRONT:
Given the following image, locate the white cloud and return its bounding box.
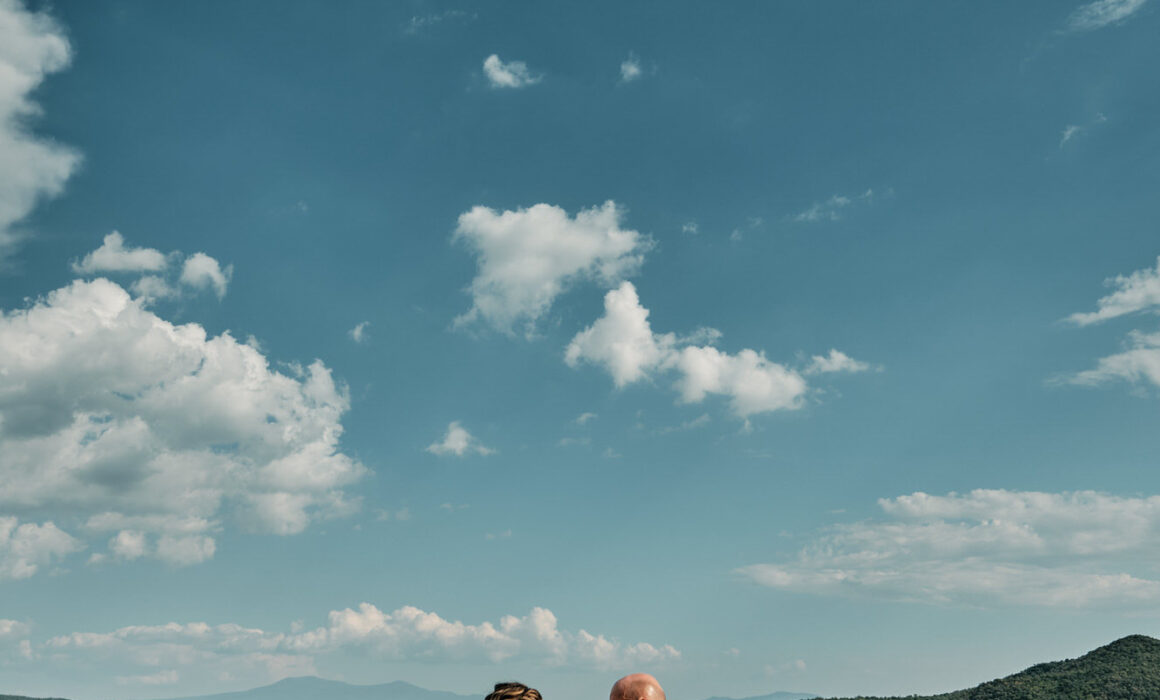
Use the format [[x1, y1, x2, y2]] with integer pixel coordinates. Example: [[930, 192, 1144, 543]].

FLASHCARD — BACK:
[[681, 221, 698, 235], [426, 421, 495, 457], [619, 53, 644, 83], [0, 619, 31, 639], [792, 189, 877, 223], [0, 278, 365, 573], [1066, 0, 1149, 32], [29, 604, 677, 691], [0, 0, 80, 259], [404, 10, 473, 35], [1066, 256, 1160, 326], [575, 412, 598, 425], [107, 530, 146, 561], [71, 232, 167, 274], [1059, 113, 1107, 148], [483, 54, 541, 89], [1061, 257, 1160, 391], [738, 489, 1160, 608], [180, 252, 231, 299], [0, 516, 81, 580], [567, 282, 864, 418], [454, 201, 651, 334], [348, 321, 370, 343], [130, 274, 179, 302], [804, 349, 872, 375], [565, 281, 674, 387], [673, 345, 807, 416], [1065, 329, 1160, 388], [72, 233, 232, 302]]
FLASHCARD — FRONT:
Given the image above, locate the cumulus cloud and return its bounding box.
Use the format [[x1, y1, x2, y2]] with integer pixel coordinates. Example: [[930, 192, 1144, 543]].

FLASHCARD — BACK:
[[1066, 257, 1160, 326], [792, 189, 877, 223], [0, 0, 80, 259], [426, 421, 494, 457], [619, 53, 644, 83], [453, 201, 651, 335], [72, 233, 233, 302], [738, 489, 1160, 608], [0, 278, 365, 573], [565, 281, 674, 387], [70, 232, 167, 274], [34, 604, 677, 688], [567, 282, 865, 418], [180, 252, 231, 299], [483, 54, 541, 89], [0, 517, 81, 580], [1066, 0, 1149, 32]]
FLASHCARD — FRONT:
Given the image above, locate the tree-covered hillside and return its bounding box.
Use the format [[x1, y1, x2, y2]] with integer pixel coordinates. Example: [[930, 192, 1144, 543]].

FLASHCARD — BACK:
[[827, 634, 1160, 700]]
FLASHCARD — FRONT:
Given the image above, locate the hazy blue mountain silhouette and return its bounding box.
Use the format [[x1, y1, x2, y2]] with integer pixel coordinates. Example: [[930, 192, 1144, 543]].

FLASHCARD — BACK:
[[151, 677, 475, 700]]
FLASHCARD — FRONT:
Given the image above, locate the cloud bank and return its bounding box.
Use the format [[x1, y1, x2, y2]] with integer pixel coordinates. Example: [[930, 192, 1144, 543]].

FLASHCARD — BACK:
[[0, 277, 365, 573], [5, 604, 679, 692], [738, 489, 1160, 608]]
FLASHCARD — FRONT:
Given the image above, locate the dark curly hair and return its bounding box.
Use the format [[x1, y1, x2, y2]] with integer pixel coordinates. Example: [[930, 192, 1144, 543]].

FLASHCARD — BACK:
[[486, 682, 542, 700]]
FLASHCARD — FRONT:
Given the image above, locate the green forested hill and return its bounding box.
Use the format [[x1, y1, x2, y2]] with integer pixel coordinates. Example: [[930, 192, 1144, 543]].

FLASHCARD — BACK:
[[827, 634, 1160, 700]]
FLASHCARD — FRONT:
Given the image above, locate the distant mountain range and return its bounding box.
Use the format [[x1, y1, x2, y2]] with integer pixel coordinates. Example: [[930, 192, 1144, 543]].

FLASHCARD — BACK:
[[6, 635, 1160, 700], [140, 678, 816, 700], [152, 678, 476, 700]]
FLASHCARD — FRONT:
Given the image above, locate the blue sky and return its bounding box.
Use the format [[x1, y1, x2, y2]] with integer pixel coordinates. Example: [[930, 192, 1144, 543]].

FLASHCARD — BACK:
[[1, 0, 1159, 699]]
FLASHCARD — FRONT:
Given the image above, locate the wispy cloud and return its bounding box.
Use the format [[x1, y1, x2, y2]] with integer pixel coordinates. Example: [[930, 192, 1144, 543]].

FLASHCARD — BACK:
[[426, 421, 495, 457], [804, 349, 875, 376], [348, 321, 370, 343], [792, 189, 879, 224], [739, 489, 1160, 608], [1066, 256, 1160, 326], [574, 412, 598, 425], [483, 54, 542, 89], [1059, 113, 1107, 148], [1066, 0, 1149, 32], [404, 10, 474, 35]]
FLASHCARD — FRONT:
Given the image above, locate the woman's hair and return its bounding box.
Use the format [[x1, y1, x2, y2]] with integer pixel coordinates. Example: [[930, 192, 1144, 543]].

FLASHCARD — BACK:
[[486, 682, 542, 700]]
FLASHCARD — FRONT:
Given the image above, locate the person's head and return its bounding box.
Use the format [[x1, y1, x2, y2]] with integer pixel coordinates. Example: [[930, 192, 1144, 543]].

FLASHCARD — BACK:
[[610, 674, 665, 700], [486, 682, 542, 700]]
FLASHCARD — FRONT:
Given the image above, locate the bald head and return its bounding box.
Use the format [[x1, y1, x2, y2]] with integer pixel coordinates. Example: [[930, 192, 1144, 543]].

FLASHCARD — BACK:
[[610, 674, 665, 700]]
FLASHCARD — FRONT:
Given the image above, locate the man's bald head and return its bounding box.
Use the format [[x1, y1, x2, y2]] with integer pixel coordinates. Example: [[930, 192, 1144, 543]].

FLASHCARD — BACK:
[[610, 674, 665, 700]]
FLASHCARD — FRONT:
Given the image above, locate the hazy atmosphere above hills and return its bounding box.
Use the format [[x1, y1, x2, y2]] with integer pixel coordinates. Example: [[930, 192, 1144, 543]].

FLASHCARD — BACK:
[[1, 1, 1158, 700]]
